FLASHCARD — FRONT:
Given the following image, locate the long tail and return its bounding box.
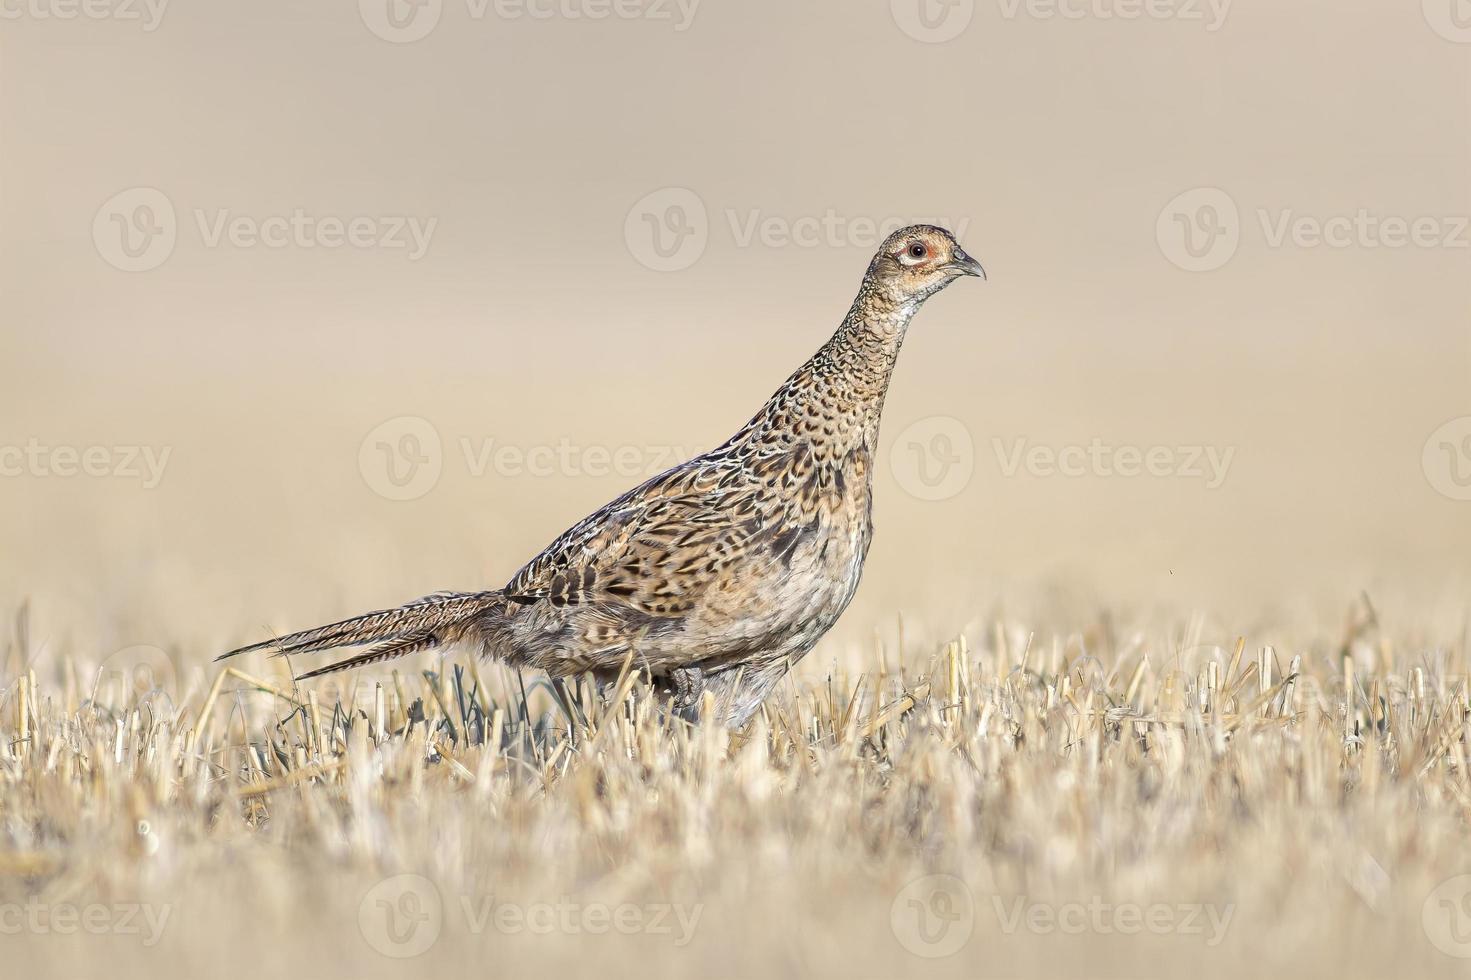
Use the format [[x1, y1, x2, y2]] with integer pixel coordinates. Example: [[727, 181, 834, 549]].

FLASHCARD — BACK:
[[218, 590, 503, 680]]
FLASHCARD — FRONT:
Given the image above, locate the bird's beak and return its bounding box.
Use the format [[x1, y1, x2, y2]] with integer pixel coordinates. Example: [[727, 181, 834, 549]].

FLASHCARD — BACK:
[[946, 248, 987, 280]]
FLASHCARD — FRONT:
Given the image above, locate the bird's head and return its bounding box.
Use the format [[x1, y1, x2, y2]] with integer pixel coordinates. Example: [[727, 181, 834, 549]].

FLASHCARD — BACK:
[[864, 224, 985, 306]]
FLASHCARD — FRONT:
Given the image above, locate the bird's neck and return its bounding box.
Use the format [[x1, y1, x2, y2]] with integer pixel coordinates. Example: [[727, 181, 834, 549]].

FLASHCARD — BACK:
[[823, 287, 918, 404], [736, 283, 917, 460]]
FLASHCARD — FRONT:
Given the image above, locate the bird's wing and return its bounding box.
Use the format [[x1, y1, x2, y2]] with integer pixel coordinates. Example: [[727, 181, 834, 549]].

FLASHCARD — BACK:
[[503, 452, 791, 619]]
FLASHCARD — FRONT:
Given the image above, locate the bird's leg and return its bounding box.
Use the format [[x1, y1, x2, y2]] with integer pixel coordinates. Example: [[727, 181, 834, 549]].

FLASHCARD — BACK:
[[669, 666, 704, 722], [553, 676, 589, 742]]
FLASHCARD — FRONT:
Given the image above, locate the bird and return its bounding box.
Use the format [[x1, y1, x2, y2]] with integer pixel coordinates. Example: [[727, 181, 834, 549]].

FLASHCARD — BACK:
[[219, 224, 985, 728]]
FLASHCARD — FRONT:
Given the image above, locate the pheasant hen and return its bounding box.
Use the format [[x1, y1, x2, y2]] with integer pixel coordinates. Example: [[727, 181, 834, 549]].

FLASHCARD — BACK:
[[221, 224, 985, 727]]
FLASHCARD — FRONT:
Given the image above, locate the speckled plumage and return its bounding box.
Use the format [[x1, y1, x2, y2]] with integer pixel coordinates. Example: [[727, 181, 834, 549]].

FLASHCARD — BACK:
[[220, 225, 984, 727]]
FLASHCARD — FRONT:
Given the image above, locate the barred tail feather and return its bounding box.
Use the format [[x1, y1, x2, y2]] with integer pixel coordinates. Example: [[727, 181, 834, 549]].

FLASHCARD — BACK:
[[293, 631, 440, 681], [218, 590, 503, 678]]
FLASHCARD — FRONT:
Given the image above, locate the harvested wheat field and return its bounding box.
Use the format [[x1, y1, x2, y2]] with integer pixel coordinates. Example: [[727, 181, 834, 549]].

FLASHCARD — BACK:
[[6, 4, 1471, 978], [5, 596, 1471, 979]]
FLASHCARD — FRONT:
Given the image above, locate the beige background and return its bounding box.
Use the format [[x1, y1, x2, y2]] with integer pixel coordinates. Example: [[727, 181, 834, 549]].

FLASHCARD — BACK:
[[2, 0, 1469, 666]]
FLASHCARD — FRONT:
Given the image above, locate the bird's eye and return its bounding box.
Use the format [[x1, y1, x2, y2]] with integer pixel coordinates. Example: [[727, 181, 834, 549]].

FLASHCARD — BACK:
[[898, 242, 929, 266]]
